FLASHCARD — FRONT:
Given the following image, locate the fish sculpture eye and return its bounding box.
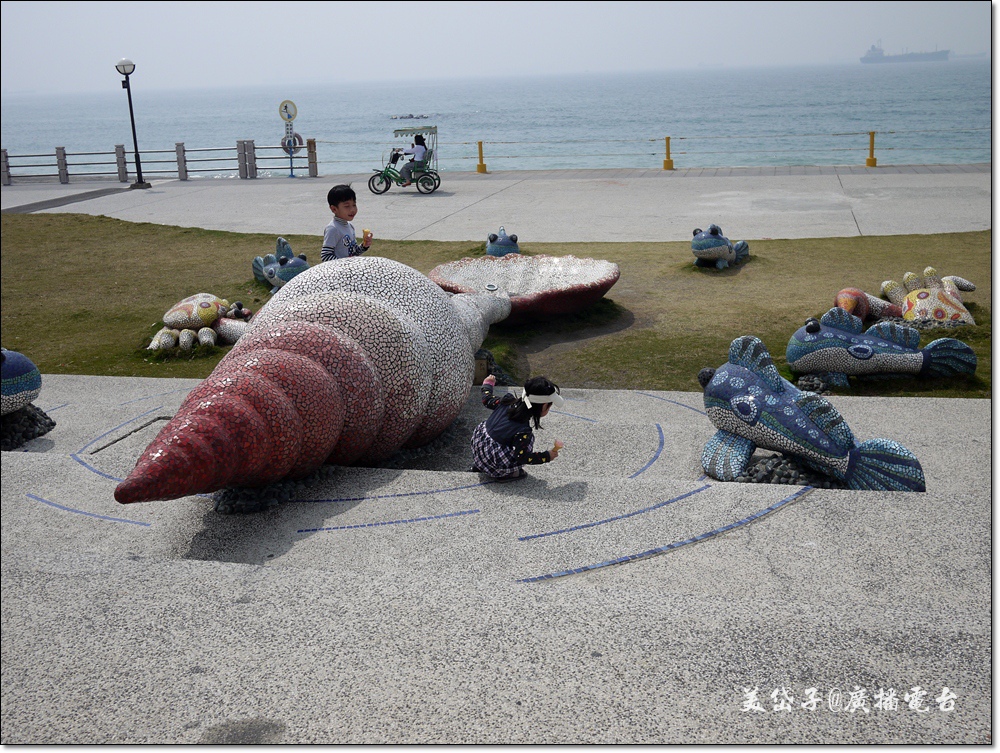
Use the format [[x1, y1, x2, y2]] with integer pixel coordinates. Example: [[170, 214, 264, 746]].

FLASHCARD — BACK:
[[805, 318, 821, 334], [731, 394, 759, 424]]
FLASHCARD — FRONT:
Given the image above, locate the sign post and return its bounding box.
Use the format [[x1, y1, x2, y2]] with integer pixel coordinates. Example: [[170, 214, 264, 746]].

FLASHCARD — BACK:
[[279, 99, 300, 178]]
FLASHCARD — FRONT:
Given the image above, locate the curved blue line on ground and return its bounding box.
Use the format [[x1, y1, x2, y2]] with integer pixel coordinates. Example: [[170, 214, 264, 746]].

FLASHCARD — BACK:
[[297, 479, 499, 504], [637, 392, 707, 415], [39, 402, 70, 413], [519, 483, 711, 541], [549, 409, 598, 423], [71, 454, 124, 482], [26, 493, 151, 527], [120, 388, 193, 406], [628, 423, 664, 479], [518, 485, 814, 582], [298, 508, 479, 533], [76, 405, 163, 453]]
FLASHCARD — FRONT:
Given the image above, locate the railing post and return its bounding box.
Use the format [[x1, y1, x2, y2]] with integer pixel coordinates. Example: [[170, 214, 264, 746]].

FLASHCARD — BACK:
[[247, 139, 258, 179], [1, 149, 10, 186], [307, 138, 318, 177], [866, 131, 877, 167], [237, 140, 248, 179], [476, 141, 488, 173], [55, 146, 69, 184], [663, 136, 675, 170], [115, 144, 129, 182], [175, 142, 188, 180]]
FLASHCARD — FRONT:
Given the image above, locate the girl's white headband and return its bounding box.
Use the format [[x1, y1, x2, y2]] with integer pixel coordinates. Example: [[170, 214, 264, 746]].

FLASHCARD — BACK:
[[522, 390, 564, 409]]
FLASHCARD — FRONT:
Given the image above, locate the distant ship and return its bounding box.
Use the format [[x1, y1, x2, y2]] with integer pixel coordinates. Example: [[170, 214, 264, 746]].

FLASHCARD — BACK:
[[861, 42, 949, 64]]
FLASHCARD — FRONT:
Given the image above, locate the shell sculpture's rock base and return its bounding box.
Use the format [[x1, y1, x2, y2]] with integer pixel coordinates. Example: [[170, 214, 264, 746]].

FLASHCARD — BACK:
[[115, 257, 510, 504]]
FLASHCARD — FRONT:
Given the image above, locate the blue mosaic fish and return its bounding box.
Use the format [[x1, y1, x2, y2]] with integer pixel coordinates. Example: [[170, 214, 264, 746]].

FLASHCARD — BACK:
[[253, 237, 310, 293], [691, 224, 750, 269], [700, 336, 925, 491], [485, 226, 520, 257], [786, 307, 977, 388]]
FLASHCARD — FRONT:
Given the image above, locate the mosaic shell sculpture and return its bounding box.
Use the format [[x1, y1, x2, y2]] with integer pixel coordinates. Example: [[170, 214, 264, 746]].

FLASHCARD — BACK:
[[115, 257, 511, 504], [699, 335, 925, 492], [428, 254, 620, 323], [1, 348, 42, 416]]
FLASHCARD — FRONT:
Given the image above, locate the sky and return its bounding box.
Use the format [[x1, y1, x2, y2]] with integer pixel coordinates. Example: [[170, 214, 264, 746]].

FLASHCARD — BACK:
[[0, 1, 993, 95]]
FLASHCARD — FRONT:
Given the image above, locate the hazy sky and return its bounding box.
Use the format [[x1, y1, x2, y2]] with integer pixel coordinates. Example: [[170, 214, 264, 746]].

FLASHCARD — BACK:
[[0, 1, 993, 95]]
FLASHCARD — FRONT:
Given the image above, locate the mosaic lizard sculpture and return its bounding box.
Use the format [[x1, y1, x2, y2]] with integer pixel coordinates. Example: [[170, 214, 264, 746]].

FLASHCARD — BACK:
[[115, 256, 511, 504], [699, 335, 925, 491]]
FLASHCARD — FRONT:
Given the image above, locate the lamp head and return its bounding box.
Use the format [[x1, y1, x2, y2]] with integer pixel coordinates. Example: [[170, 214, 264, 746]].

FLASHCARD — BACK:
[[115, 58, 135, 76]]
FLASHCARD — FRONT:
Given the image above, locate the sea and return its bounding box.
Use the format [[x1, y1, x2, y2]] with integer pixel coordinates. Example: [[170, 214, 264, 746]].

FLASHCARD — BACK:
[[1, 58, 991, 178]]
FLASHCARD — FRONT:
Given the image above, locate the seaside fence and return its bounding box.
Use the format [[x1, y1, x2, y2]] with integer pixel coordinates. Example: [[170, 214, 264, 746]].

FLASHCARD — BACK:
[[2, 128, 989, 184]]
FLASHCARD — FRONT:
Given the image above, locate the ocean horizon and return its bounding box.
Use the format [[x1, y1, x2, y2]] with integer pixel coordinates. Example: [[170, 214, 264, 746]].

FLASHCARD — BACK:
[[1, 60, 991, 177]]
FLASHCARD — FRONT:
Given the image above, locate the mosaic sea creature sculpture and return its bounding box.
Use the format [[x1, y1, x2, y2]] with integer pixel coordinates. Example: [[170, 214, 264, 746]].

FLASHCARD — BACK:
[[785, 307, 977, 388], [833, 288, 902, 321], [880, 267, 976, 326], [428, 254, 620, 324], [1, 348, 42, 416], [699, 336, 925, 491], [253, 237, 310, 293], [115, 256, 511, 504], [149, 293, 252, 351], [485, 226, 520, 257], [691, 224, 750, 269]]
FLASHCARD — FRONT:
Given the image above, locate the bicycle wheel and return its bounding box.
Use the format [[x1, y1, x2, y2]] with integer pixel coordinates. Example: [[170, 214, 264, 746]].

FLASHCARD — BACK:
[[368, 173, 391, 194], [429, 171, 441, 189], [416, 173, 438, 194]]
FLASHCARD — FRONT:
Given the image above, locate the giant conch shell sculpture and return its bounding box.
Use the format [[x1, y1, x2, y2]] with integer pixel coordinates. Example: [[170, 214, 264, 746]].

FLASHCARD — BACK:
[[115, 257, 511, 504]]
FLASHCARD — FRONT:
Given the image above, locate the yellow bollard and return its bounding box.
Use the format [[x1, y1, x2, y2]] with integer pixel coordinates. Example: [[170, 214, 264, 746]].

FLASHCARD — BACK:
[[476, 141, 488, 173], [866, 131, 878, 167], [662, 136, 674, 170]]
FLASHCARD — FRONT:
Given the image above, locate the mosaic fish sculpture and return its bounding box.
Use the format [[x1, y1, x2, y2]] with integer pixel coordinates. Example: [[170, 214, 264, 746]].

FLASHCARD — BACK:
[[253, 237, 310, 293], [115, 256, 511, 504], [699, 336, 925, 491], [786, 307, 977, 388], [691, 224, 750, 269], [1, 348, 42, 416], [881, 267, 976, 326], [485, 226, 520, 257]]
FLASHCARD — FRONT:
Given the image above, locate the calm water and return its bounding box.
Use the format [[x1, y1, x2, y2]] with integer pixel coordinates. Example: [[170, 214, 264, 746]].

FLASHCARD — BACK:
[[1, 59, 991, 177]]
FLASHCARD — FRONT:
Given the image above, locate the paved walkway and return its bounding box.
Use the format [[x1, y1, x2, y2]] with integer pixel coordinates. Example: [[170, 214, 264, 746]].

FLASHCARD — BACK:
[[0, 166, 992, 744]]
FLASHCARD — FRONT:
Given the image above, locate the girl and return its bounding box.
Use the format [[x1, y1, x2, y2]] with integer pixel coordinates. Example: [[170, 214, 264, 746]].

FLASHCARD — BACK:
[[471, 374, 564, 480]]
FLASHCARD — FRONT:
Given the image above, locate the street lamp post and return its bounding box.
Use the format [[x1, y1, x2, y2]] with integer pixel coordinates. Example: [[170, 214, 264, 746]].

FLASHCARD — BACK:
[[115, 58, 151, 189]]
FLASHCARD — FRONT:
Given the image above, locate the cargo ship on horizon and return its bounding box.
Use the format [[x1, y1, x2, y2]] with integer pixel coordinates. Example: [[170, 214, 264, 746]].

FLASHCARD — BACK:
[[861, 42, 949, 64]]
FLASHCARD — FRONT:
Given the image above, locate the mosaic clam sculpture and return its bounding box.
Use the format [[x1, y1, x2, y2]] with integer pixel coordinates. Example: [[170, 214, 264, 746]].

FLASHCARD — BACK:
[[786, 307, 977, 388], [881, 267, 976, 326], [428, 254, 620, 323], [115, 257, 511, 504], [253, 236, 310, 293], [699, 336, 925, 492], [149, 293, 252, 351]]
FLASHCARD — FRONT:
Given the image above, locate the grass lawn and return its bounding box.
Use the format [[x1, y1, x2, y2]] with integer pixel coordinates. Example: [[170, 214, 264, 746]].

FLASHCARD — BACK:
[[0, 214, 990, 398]]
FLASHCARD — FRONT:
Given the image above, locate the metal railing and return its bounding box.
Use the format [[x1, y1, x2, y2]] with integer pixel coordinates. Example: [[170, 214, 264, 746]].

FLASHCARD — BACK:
[[1, 139, 319, 185]]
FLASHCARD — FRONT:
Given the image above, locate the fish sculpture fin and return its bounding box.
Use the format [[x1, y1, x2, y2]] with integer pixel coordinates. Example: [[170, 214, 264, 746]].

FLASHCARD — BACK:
[[845, 438, 926, 492], [276, 237, 294, 261], [919, 338, 978, 378], [866, 321, 921, 350], [252, 255, 270, 282], [732, 240, 750, 262], [701, 430, 756, 481], [793, 392, 856, 452], [728, 336, 784, 393], [819, 307, 864, 334]]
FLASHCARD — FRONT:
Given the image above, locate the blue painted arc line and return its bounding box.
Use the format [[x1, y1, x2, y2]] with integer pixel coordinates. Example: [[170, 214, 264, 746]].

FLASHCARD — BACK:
[[71, 454, 125, 482], [636, 392, 707, 415], [517, 485, 815, 582], [298, 508, 480, 533], [120, 387, 194, 406], [25, 493, 151, 527], [549, 409, 598, 423], [38, 402, 69, 413], [76, 405, 164, 453], [629, 423, 665, 479], [518, 483, 712, 541]]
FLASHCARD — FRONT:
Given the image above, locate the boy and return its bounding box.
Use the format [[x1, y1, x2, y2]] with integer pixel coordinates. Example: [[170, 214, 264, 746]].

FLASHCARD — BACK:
[[321, 184, 373, 262]]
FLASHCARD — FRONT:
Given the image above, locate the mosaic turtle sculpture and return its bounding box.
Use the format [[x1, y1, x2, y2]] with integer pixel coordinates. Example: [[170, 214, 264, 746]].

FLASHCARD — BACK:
[[485, 226, 520, 257], [148, 293, 253, 352], [785, 307, 977, 388], [691, 224, 750, 269], [1, 348, 56, 450], [253, 236, 310, 293], [428, 253, 620, 324], [699, 335, 925, 492], [880, 267, 976, 326], [115, 256, 511, 504]]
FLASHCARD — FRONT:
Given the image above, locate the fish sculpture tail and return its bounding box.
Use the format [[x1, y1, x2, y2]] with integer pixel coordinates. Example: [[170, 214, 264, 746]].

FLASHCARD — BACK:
[[845, 438, 926, 492], [920, 338, 978, 378]]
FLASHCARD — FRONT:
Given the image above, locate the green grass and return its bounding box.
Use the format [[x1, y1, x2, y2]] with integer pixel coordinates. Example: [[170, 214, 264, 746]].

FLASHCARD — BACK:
[[0, 214, 990, 397]]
